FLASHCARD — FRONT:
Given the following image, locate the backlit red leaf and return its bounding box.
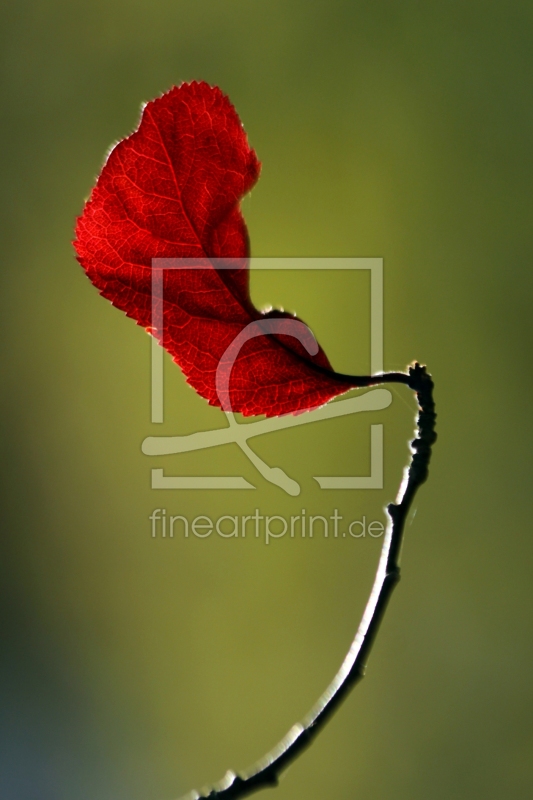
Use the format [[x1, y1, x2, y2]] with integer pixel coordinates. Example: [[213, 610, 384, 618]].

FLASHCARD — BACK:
[[74, 82, 361, 416]]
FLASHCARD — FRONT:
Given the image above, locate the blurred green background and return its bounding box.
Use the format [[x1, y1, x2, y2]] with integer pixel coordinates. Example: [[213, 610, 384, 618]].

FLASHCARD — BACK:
[[1, 1, 532, 798]]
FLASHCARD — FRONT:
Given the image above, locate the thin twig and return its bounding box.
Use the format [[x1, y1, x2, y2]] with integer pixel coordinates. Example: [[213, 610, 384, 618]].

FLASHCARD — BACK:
[[181, 363, 436, 800]]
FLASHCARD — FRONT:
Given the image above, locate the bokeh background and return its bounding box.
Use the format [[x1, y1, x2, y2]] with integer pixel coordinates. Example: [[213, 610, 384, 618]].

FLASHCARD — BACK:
[[1, 1, 532, 798]]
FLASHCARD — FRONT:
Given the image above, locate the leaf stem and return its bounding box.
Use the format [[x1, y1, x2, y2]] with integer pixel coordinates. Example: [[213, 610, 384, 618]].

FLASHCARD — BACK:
[[180, 363, 436, 800]]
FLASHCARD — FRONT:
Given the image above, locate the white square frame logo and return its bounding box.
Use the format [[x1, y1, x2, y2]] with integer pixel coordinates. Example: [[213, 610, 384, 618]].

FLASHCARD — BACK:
[[141, 258, 391, 495]]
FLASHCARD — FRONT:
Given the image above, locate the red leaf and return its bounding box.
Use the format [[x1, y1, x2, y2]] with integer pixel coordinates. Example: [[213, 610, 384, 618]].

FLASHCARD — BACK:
[[74, 82, 360, 417]]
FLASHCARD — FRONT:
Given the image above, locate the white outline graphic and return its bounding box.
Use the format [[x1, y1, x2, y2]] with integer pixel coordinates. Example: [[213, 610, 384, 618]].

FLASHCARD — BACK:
[[142, 258, 389, 494]]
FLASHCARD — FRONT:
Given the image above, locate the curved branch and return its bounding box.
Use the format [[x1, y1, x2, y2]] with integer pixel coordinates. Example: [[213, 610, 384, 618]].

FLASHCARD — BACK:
[[180, 363, 436, 800]]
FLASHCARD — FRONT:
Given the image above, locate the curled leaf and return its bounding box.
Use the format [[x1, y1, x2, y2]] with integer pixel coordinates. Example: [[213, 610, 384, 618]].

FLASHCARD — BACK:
[[74, 82, 360, 416]]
